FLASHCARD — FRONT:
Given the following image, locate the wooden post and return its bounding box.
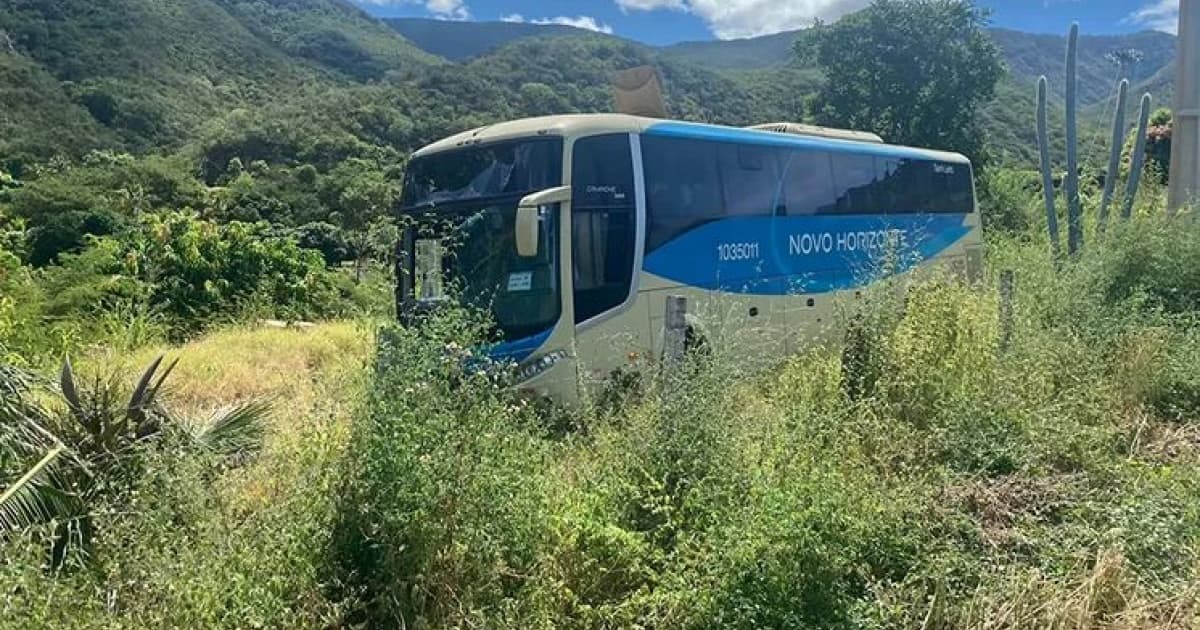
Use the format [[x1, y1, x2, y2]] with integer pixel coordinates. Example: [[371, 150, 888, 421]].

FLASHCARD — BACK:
[[663, 295, 687, 371], [999, 270, 1015, 353]]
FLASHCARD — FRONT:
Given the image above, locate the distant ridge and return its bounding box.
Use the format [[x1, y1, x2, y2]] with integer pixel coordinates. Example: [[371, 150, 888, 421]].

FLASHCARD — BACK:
[[385, 18, 1178, 108], [385, 17, 606, 61], [0, 0, 1181, 170]]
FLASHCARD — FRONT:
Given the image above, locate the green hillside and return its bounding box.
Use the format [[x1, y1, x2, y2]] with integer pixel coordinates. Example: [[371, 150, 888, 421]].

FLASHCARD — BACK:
[[0, 0, 434, 161], [0, 53, 117, 165], [661, 29, 805, 69], [990, 28, 1176, 103], [217, 0, 440, 78], [383, 19, 1176, 110], [379, 18, 1176, 167], [386, 17, 589, 61], [462, 34, 780, 125]]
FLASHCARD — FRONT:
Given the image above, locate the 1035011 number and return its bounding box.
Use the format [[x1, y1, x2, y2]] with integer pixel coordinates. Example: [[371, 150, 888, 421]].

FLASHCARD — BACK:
[[717, 242, 760, 261]]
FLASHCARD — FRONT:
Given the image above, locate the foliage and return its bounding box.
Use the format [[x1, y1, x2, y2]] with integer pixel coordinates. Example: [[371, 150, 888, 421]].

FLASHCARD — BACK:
[[0, 239, 45, 359], [3, 211, 347, 355], [977, 167, 1040, 234], [1, 5, 1198, 626], [1146, 107, 1173, 182], [323, 213, 1200, 628], [94, 212, 342, 333], [799, 0, 1004, 164], [3, 207, 1200, 627], [0, 353, 272, 566], [2, 323, 366, 628]]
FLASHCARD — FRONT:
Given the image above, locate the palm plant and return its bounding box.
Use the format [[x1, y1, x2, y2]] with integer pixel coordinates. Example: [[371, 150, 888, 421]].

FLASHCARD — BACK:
[[0, 354, 272, 564]]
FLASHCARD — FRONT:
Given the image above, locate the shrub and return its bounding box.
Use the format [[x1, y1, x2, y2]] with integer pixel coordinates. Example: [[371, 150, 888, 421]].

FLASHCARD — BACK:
[[333, 313, 555, 627], [978, 167, 1040, 234], [41, 211, 344, 338]]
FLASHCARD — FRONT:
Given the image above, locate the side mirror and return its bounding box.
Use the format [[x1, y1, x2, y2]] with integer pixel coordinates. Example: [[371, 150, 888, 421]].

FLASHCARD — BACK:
[[515, 205, 539, 257], [515, 186, 570, 257]]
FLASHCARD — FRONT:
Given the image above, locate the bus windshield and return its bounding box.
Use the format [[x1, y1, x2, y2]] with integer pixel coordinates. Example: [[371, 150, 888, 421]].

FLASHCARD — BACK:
[[400, 139, 563, 342], [402, 138, 562, 208]]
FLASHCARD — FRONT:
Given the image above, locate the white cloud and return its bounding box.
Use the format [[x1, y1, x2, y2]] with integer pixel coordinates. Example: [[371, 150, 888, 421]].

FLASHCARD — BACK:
[[1127, 0, 1179, 34], [615, 0, 686, 12], [614, 0, 871, 39], [355, 0, 470, 20], [500, 14, 615, 35]]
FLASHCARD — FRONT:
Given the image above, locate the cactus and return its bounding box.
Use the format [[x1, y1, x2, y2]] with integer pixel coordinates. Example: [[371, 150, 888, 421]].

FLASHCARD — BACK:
[[1036, 76, 1061, 259], [1064, 23, 1083, 256], [1122, 93, 1153, 220], [1097, 79, 1129, 233]]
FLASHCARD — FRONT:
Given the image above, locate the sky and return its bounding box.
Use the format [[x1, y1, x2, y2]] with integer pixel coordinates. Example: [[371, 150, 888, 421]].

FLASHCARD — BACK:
[[351, 0, 1181, 45]]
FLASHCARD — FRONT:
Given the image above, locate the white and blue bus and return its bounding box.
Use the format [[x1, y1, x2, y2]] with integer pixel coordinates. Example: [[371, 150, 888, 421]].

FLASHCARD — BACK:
[[398, 114, 982, 403]]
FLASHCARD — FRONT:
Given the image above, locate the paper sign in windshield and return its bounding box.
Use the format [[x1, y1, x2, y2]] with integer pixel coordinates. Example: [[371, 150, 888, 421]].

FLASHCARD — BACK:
[[507, 271, 533, 292]]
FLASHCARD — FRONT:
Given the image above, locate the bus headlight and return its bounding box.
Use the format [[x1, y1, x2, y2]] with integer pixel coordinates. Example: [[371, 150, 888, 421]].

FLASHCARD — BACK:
[[515, 350, 568, 383]]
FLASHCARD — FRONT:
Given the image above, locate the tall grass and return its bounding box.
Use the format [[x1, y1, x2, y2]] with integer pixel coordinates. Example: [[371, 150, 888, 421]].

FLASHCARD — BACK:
[[1, 323, 368, 629], [327, 212, 1199, 628], [3, 211, 1199, 628]]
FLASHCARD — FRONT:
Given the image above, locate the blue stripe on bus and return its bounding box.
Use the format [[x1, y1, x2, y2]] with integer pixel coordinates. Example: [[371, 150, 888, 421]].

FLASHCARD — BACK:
[[485, 327, 554, 363], [643, 214, 972, 295], [644, 121, 969, 163]]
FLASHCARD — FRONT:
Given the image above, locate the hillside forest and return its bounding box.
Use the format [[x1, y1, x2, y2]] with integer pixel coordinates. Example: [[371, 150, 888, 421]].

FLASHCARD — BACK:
[[3, 0, 1200, 628]]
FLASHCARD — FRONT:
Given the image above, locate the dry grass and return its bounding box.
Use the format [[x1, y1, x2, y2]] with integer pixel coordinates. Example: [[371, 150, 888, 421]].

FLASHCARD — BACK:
[[82, 320, 372, 421], [79, 321, 374, 511], [958, 550, 1200, 630]]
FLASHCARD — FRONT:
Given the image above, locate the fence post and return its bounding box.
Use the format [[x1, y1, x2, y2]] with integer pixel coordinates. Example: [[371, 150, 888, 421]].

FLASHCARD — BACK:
[[999, 270, 1015, 353], [662, 295, 687, 384]]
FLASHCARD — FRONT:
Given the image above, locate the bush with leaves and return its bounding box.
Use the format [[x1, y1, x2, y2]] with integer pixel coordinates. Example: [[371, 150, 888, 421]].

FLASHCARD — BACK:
[[0, 242, 46, 361], [332, 310, 556, 627], [38, 211, 344, 337], [3, 152, 206, 266]]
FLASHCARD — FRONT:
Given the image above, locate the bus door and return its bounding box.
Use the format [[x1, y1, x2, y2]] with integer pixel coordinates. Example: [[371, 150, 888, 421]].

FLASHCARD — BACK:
[[569, 133, 647, 388]]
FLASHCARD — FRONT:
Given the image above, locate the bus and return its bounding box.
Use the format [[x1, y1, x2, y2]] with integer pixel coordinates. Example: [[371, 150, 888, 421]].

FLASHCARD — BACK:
[[397, 114, 983, 403]]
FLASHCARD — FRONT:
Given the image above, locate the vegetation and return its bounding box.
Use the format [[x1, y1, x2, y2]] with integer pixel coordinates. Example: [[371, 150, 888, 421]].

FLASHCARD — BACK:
[[2, 323, 368, 628], [5, 198, 1198, 627], [2, 1, 1198, 627], [798, 0, 1004, 165]]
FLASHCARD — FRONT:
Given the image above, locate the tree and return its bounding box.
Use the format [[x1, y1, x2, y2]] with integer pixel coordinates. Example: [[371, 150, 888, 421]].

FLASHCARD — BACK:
[[798, 0, 1003, 165], [322, 161, 399, 283], [517, 82, 571, 117]]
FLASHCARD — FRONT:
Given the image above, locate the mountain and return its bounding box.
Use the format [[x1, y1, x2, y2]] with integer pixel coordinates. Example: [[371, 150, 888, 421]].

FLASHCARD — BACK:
[[0, 0, 1178, 176], [660, 30, 802, 69], [386, 16, 802, 70], [990, 28, 1176, 103], [379, 18, 1177, 166], [386, 17, 595, 61], [0, 0, 435, 162], [385, 18, 1176, 107]]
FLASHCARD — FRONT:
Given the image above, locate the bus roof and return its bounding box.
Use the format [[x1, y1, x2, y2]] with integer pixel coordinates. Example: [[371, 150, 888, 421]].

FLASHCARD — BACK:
[[411, 113, 970, 165]]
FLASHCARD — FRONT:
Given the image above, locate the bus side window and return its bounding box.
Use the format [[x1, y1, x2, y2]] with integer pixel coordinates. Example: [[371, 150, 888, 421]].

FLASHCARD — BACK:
[[875, 158, 905, 212], [718, 144, 783, 217], [830, 152, 878, 215], [782, 149, 837, 215], [643, 136, 722, 252], [571, 134, 636, 324]]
